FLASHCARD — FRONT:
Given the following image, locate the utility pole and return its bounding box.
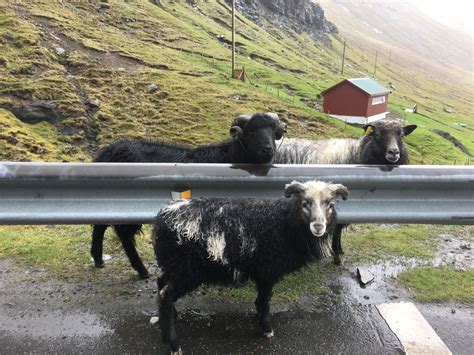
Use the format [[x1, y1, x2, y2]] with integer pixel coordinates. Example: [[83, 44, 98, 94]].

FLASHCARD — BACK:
[[341, 39, 346, 75], [374, 50, 378, 76], [231, 0, 235, 77]]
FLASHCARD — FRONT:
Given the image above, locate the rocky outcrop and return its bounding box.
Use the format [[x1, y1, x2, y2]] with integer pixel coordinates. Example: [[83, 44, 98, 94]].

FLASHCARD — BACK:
[[0, 100, 63, 124], [231, 0, 337, 41]]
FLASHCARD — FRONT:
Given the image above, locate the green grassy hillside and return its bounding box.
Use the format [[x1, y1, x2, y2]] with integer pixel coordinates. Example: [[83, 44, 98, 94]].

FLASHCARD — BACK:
[[0, 0, 472, 164]]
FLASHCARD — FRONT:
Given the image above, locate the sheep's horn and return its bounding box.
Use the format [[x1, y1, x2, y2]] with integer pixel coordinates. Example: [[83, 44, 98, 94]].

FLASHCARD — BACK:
[[284, 180, 307, 198], [229, 125, 244, 140], [264, 112, 280, 121], [330, 184, 349, 201], [266, 112, 287, 138], [232, 114, 252, 128]]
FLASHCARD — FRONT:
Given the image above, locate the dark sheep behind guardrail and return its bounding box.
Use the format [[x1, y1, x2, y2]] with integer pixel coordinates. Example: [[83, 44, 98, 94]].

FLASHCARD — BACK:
[[274, 120, 417, 264], [91, 113, 287, 278], [153, 180, 348, 353]]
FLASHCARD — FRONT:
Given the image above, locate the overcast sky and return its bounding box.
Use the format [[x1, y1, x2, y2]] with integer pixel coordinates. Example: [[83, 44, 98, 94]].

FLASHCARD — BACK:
[[407, 0, 473, 35]]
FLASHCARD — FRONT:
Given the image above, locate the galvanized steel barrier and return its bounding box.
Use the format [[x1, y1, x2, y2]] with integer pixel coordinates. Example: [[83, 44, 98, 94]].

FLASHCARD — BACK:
[[0, 162, 473, 225]]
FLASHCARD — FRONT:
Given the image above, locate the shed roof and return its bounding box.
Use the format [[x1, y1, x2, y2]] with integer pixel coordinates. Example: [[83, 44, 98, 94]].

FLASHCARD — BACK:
[[348, 78, 389, 95], [321, 77, 390, 96]]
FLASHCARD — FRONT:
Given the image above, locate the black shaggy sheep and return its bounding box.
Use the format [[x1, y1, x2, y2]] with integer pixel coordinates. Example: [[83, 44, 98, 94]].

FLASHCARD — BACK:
[[91, 113, 287, 278], [274, 119, 417, 264], [153, 180, 349, 353]]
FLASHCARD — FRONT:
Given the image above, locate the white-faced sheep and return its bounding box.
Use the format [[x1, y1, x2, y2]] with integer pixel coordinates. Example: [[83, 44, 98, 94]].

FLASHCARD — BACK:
[[274, 119, 417, 264], [153, 180, 349, 353], [91, 113, 287, 278]]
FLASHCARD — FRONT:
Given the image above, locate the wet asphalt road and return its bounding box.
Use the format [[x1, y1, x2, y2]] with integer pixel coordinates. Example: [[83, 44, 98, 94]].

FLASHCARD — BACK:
[[1, 296, 402, 354], [1, 260, 473, 354]]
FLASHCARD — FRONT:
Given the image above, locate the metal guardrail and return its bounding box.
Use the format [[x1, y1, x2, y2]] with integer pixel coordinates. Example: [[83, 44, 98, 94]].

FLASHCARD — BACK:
[[0, 162, 473, 225]]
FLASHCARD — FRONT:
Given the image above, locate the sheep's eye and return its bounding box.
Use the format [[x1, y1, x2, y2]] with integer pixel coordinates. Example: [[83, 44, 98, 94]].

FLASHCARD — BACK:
[[302, 200, 310, 209]]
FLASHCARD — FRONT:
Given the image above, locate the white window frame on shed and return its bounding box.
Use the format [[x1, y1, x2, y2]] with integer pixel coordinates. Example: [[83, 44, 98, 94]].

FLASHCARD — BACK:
[[372, 96, 386, 105]]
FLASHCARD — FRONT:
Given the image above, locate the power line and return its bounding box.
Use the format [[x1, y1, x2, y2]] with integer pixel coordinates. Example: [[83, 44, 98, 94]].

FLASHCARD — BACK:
[[231, 0, 235, 74], [341, 39, 346, 75], [374, 50, 378, 76]]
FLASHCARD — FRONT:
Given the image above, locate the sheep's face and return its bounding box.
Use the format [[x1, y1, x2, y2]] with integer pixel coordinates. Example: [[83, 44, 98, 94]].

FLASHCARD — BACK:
[[230, 113, 287, 164], [285, 181, 348, 237], [363, 121, 417, 164]]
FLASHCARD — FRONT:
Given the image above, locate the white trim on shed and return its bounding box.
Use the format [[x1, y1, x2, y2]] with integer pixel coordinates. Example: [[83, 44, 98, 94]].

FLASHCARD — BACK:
[[329, 111, 388, 124]]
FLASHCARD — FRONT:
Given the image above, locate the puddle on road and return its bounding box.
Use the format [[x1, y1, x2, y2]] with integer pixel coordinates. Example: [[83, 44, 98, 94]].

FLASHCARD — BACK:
[[0, 309, 113, 338], [329, 258, 417, 305], [434, 233, 473, 270]]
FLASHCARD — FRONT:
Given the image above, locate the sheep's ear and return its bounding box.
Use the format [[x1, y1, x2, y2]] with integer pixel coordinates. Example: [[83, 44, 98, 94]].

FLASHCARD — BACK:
[[265, 112, 287, 139], [403, 125, 417, 136], [330, 184, 349, 201], [284, 180, 306, 198], [230, 126, 244, 140], [363, 125, 375, 136], [275, 122, 287, 140]]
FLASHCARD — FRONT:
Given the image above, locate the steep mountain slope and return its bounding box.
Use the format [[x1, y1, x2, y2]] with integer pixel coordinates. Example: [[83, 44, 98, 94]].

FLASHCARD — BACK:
[[0, 0, 472, 163], [319, 0, 473, 74]]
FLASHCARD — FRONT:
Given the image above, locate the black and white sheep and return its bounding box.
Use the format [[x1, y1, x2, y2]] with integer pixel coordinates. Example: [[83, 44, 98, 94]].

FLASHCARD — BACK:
[[274, 119, 417, 264], [91, 113, 287, 278], [153, 180, 349, 353], [275, 120, 417, 165]]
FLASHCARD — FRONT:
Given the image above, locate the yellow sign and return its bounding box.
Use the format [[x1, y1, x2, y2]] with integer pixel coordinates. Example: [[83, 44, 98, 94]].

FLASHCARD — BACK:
[[180, 190, 192, 200]]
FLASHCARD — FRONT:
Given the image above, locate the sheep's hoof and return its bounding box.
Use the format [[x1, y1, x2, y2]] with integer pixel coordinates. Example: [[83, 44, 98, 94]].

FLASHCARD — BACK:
[[333, 254, 344, 266], [263, 330, 274, 338], [171, 347, 183, 355], [94, 261, 105, 268]]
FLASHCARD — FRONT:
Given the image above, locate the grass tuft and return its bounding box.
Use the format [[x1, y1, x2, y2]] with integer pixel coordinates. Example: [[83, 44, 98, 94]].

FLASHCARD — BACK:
[[399, 267, 474, 304], [343, 224, 440, 263]]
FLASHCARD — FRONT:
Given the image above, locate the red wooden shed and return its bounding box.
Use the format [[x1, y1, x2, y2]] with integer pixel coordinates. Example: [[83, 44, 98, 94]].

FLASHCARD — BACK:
[[321, 78, 390, 124]]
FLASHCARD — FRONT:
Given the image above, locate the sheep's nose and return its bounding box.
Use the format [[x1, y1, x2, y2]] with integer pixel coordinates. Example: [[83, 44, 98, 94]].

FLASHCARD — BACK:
[[310, 222, 326, 237], [261, 146, 274, 155], [387, 147, 400, 155]]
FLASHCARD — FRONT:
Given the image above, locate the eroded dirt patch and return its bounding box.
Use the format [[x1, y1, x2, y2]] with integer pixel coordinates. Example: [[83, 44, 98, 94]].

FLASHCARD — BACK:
[[433, 129, 472, 156]]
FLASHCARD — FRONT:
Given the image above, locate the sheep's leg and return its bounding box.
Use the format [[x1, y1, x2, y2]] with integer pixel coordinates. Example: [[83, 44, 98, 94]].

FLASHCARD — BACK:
[[157, 273, 177, 320], [158, 275, 197, 354], [114, 224, 149, 279], [255, 281, 274, 338], [91, 225, 107, 268], [158, 282, 180, 353], [332, 224, 345, 265]]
